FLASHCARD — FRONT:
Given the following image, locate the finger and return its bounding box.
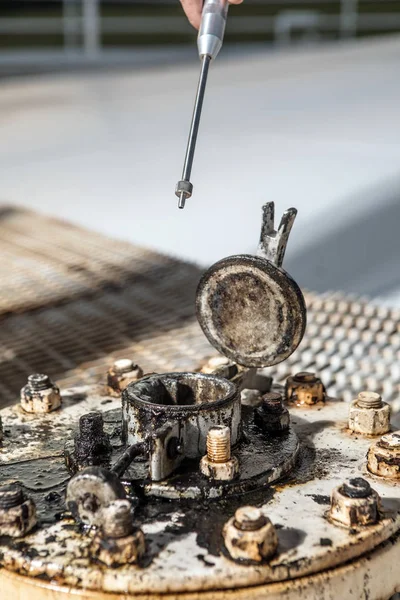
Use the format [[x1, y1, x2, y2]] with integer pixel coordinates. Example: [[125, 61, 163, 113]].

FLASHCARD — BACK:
[[180, 0, 202, 30], [229, 0, 244, 4]]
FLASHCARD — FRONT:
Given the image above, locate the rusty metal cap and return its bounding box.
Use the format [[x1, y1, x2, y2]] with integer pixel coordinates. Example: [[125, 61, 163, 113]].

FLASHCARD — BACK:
[[196, 255, 306, 368]]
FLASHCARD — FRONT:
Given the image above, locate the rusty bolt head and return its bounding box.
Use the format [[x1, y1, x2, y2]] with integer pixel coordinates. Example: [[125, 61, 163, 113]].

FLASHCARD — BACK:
[[107, 359, 144, 395], [348, 392, 390, 436], [20, 373, 61, 414], [329, 478, 380, 528], [285, 372, 325, 405], [254, 391, 290, 433], [0, 483, 37, 537], [367, 431, 400, 479], [223, 506, 278, 562]]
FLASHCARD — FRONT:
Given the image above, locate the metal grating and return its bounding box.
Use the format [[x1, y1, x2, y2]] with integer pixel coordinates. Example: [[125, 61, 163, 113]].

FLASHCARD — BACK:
[[0, 207, 399, 408]]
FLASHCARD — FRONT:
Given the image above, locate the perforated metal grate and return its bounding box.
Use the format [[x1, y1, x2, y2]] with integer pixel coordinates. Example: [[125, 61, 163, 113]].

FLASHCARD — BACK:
[[0, 207, 399, 407]]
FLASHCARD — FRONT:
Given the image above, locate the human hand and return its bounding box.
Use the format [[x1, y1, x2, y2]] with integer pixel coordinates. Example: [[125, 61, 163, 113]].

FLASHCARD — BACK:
[[179, 0, 243, 30]]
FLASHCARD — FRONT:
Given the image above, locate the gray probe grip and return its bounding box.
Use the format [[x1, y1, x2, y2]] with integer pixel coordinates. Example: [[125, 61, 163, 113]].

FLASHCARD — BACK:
[[197, 0, 229, 60]]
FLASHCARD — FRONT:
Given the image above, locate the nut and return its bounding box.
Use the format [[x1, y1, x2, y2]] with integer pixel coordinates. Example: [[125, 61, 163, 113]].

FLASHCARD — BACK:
[[200, 426, 239, 481], [367, 431, 400, 479], [107, 359, 143, 395], [0, 483, 37, 537], [329, 478, 380, 527], [223, 506, 278, 562], [349, 392, 390, 436], [254, 391, 290, 432], [285, 372, 325, 405], [91, 499, 145, 566], [20, 374, 61, 413]]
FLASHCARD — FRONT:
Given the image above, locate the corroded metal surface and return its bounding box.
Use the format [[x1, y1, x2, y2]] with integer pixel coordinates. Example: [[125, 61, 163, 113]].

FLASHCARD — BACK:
[[0, 208, 400, 407], [0, 390, 399, 594], [196, 255, 306, 368], [196, 204, 307, 368]]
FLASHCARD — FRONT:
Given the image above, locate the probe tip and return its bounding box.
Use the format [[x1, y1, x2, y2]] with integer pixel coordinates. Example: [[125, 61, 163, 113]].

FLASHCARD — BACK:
[[178, 192, 186, 209]]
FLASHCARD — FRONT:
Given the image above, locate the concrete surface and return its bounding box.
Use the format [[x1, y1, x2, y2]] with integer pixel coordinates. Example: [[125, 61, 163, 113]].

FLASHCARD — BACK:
[[0, 35, 400, 298]]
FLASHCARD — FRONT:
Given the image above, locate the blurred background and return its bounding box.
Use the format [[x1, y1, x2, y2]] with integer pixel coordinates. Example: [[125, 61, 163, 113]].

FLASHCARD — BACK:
[[1, 1, 400, 303]]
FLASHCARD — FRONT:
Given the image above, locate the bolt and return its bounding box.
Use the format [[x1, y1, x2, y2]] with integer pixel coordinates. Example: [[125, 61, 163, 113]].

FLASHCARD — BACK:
[[255, 391, 290, 433], [113, 359, 135, 375], [75, 412, 112, 467], [223, 506, 278, 562], [0, 483, 37, 536], [357, 391, 383, 409], [233, 506, 267, 531], [285, 371, 325, 405], [102, 499, 134, 539], [367, 431, 400, 479], [0, 483, 24, 509], [107, 359, 143, 395], [20, 373, 61, 414], [206, 426, 231, 463], [341, 477, 371, 499], [27, 373, 52, 391], [200, 426, 239, 480], [348, 392, 390, 436], [329, 480, 379, 527], [79, 412, 104, 437]]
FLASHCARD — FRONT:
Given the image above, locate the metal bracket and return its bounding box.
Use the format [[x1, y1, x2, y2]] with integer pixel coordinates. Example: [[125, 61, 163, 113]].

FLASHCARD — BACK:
[[149, 421, 185, 481], [256, 202, 297, 268]]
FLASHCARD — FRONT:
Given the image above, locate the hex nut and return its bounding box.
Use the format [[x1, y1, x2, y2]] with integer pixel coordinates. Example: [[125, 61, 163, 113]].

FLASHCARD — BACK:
[[0, 483, 37, 537], [367, 431, 400, 479], [107, 359, 144, 395], [348, 392, 390, 436], [91, 499, 145, 566], [92, 528, 145, 566], [285, 372, 325, 405], [223, 506, 278, 563], [329, 478, 380, 528], [200, 455, 239, 480], [20, 374, 61, 414], [254, 392, 290, 433]]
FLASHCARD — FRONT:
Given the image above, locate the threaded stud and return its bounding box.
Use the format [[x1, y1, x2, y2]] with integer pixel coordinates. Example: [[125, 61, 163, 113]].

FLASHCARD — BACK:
[[28, 374, 52, 391], [0, 483, 24, 509], [206, 426, 231, 463], [357, 391, 382, 409]]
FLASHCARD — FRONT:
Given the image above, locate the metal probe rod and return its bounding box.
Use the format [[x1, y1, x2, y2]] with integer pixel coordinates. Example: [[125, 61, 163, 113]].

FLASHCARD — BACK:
[[178, 55, 211, 210], [175, 0, 229, 209]]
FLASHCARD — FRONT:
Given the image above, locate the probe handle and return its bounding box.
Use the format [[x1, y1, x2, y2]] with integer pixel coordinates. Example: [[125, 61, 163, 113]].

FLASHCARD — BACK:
[[197, 0, 229, 60]]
